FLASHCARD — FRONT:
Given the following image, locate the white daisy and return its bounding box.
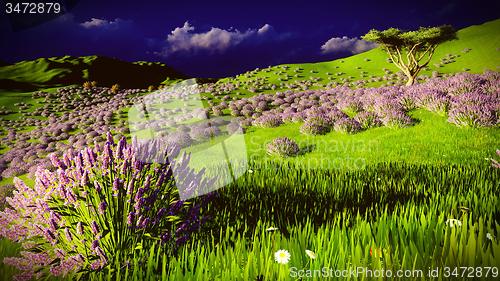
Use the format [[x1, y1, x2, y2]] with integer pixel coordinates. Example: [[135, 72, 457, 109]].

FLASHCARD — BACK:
[[445, 218, 462, 228], [274, 249, 291, 264], [266, 227, 279, 232], [486, 233, 494, 241], [305, 249, 316, 259]]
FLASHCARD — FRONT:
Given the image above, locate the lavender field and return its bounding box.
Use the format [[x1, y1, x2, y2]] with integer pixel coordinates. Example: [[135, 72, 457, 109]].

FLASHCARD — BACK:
[[0, 15, 499, 281]]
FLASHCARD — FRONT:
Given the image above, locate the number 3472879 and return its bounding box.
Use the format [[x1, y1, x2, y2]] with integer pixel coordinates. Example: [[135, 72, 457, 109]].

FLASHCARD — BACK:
[[5, 2, 61, 14]]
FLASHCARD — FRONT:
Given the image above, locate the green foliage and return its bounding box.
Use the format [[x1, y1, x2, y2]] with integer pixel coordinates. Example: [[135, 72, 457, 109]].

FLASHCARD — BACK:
[[363, 25, 456, 47], [363, 25, 457, 85], [169, 162, 500, 280], [0, 136, 211, 280]]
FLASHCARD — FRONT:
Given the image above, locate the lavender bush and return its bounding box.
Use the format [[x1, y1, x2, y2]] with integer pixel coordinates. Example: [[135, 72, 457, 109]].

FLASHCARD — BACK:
[[381, 111, 414, 128], [354, 111, 382, 129], [266, 137, 300, 157], [300, 118, 331, 135], [447, 91, 498, 127], [333, 118, 362, 133], [0, 133, 213, 280], [253, 114, 283, 128]]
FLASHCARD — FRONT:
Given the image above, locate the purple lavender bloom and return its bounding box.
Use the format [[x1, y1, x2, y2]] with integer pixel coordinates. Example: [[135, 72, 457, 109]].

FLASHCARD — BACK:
[[49, 154, 66, 169], [90, 221, 100, 234], [447, 91, 498, 127], [94, 246, 107, 261], [254, 114, 283, 128], [381, 111, 414, 128], [126, 178, 135, 195], [116, 137, 126, 159], [354, 112, 382, 129], [0, 131, 214, 278], [266, 137, 300, 157], [76, 222, 84, 235], [127, 212, 135, 226], [112, 178, 122, 195], [98, 201, 107, 215], [300, 118, 331, 135], [333, 118, 362, 133], [94, 180, 102, 193], [49, 218, 58, 232], [64, 228, 72, 242], [80, 171, 89, 186], [91, 239, 100, 251], [156, 208, 167, 220], [325, 108, 348, 125], [160, 232, 171, 244]]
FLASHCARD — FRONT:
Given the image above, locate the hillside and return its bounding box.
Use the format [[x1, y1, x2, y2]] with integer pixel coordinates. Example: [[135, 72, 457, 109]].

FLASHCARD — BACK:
[[0, 55, 187, 90], [214, 19, 500, 94]]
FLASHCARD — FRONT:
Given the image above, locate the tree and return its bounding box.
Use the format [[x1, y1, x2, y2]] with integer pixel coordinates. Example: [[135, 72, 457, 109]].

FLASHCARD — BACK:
[[362, 25, 456, 85]]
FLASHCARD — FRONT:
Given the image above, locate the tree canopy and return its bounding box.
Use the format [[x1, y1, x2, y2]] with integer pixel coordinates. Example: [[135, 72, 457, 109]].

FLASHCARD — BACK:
[[362, 25, 456, 85]]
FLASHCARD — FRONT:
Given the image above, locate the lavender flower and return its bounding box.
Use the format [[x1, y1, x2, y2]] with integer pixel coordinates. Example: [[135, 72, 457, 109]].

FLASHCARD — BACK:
[[90, 221, 100, 234], [98, 201, 108, 215], [76, 222, 84, 235], [354, 112, 382, 129], [267, 137, 300, 157], [300, 118, 331, 135], [64, 228, 72, 242], [381, 111, 414, 128], [334, 118, 362, 133], [254, 114, 283, 128]]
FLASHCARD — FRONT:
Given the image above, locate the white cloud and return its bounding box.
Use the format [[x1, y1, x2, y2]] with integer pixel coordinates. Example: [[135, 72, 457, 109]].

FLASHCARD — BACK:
[[321, 36, 376, 54], [257, 24, 273, 35], [80, 18, 129, 30], [162, 22, 273, 55]]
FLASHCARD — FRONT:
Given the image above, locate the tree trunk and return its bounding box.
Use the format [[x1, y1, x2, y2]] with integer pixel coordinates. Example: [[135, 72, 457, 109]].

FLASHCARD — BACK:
[[405, 74, 416, 86]]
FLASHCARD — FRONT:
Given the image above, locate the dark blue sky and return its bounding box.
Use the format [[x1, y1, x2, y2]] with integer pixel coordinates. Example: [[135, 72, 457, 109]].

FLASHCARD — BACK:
[[1, 0, 498, 77]]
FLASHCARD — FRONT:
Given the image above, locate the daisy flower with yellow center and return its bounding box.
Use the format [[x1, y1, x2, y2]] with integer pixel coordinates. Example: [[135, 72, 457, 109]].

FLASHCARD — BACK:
[[274, 249, 291, 264], [305, 250, 316, 259]]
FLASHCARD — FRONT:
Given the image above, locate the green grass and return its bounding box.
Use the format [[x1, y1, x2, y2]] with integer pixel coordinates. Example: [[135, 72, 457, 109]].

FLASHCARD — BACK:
[[3, 162, 496, 280], [130, 162, 500, 280], [177, 162, 499, 280], [0, 239, 21, 280], [182, 109, 499, 172]]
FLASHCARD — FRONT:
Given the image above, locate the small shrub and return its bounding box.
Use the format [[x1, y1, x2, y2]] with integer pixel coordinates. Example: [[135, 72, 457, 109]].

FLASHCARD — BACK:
[[381, 111, 414, 128], [447, 91, 497, 127], [254, 114, 283, 128], [227, 121, 245, 134], [300, 118, 331, 135], [334, 118, 362, 133], [266, 137, 300, 157], [354, 112, 382, 129]]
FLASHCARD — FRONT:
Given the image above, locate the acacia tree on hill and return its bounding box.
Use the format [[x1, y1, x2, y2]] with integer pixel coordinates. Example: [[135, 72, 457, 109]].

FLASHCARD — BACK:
[[362, 25, 456, 85]]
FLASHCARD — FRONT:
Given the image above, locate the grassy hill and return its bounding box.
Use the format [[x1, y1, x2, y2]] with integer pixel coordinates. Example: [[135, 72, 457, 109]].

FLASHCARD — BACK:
[[0, 55, 187, 90], [214, 19, 500, 95]]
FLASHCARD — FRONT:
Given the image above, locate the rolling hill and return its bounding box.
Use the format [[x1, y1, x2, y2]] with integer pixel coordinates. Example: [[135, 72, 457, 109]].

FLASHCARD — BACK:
[[0, 55, 187, 90], [214, 19, 500, 94]]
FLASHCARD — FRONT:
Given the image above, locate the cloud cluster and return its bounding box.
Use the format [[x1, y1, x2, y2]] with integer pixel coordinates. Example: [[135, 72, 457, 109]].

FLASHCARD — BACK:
[[162, 22, 274, 55], [321, 36, 376, 54], [80, 18, 130, 30]]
